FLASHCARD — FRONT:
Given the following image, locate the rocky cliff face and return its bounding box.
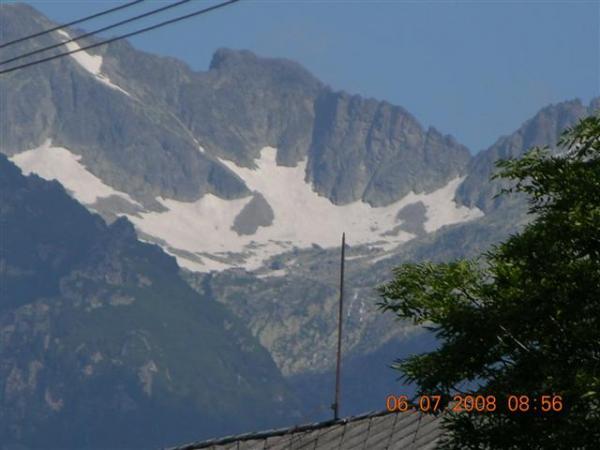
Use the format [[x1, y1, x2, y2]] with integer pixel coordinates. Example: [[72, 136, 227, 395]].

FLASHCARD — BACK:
[[308, 90, 470, 206], [456, 99, 596, 212], [0, 155, 298, 449], [0, 4, 248, 208]]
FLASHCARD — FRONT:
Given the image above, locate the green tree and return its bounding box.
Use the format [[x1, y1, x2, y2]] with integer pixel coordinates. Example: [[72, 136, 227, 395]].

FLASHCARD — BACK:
[[378, 115, 600, 449]]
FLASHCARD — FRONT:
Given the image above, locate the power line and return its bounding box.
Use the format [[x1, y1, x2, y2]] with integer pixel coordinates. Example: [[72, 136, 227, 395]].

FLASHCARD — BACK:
[[0, 0, 241, 76], [0, 0, 196, 67], [0, 0, 146, 49]]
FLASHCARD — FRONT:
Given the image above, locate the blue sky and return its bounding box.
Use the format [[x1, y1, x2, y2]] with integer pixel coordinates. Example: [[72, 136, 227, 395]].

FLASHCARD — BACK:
[[20, 0, 600, 153]]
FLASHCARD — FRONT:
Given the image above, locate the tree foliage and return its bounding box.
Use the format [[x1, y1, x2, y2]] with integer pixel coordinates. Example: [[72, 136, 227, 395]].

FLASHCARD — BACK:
[[378, 115, 600, 449]]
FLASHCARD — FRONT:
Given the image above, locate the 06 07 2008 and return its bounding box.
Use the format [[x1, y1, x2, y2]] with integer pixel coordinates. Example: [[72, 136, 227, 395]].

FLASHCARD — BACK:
[[385, 394, 564, 414]]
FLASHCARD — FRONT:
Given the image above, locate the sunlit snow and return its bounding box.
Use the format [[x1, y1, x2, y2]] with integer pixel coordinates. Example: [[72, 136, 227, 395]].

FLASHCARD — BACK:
[[11, 139, 483, 273], [129, 147, 483, 272], [56, 30, 131, 96], [10, 140, 140, 207]]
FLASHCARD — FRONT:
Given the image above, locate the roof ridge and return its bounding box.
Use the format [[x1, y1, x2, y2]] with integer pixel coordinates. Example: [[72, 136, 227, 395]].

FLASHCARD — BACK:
[[165, 409, 395, 450]]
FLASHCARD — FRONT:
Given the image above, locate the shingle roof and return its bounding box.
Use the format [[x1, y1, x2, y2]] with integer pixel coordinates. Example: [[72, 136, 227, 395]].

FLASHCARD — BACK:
[[167, 409, 444, 450]]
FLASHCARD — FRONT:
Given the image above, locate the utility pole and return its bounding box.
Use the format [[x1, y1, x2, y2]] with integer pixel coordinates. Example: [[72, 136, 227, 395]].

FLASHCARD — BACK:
[[332, 232, 345, 420]]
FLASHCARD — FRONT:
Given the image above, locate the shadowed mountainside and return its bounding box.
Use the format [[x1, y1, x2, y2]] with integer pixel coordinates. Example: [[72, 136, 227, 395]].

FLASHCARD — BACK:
[[0, 155, 299, 449]]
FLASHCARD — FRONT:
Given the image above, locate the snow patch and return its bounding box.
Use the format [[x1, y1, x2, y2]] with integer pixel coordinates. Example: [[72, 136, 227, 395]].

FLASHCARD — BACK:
[[193, 138, 206, 154], [10, 140, 140, 207], [56, 29, 131, 96], [345, 254, 368, 261], [369, 252, 395, 265], [128, 147, 483, 272], [128, 194, 253, 271], [255, 268, 288, 279]]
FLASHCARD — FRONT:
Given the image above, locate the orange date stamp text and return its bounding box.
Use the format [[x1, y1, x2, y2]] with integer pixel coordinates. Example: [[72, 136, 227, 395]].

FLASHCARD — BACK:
[[385, 394, 564, 414]]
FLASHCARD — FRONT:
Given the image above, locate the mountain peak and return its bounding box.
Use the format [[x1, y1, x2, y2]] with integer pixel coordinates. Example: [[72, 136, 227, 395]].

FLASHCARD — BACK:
[[455, 97, 595, 212], [209, 47, 260, 70], [208, 47, 322, 87], [0, 2, 38, 14], [0, 3, 52, 44]]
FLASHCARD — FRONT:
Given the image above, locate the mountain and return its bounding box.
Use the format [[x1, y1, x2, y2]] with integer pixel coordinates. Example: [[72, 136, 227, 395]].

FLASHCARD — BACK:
[[1, 2, 598, 444], [184, 96, 597, 373], [1, 3, 479, 274], [182, 95, 597, 423], [0, 155, 298, 449], [456, 98, 600, 212]]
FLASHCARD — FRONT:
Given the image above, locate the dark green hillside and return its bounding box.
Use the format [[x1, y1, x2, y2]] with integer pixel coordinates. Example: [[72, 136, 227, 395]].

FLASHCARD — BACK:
[[0, 155, 298, 450]]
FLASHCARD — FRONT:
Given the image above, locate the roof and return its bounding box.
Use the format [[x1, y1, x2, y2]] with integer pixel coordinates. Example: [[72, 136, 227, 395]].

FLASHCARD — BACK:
[[167, 409, 444, 450]]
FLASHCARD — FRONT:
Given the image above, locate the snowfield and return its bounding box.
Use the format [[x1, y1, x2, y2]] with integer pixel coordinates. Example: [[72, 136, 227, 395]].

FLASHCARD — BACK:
[[11, 142, 483, 273], [128, 147, 484, 271], [56, 29, 131, 96], [10, 140, 139, 207]]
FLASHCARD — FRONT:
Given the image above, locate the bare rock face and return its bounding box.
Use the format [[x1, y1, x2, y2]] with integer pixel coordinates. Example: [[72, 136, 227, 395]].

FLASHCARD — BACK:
[[395, 202, 427, 236], [179, 48, 324, 167], [456, 99, 594, 212], [232, 193, 274, 235], [0, 5, 250, 208], [308, 91, 471, 206]]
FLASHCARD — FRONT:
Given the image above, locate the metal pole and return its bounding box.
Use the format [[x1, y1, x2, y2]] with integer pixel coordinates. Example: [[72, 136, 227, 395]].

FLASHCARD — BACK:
[[332, 232, 345, 420]]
